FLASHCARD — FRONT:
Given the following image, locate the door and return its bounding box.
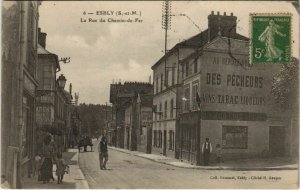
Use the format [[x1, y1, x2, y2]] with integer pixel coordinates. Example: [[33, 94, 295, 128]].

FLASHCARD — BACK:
[[146, 127, 152, 154], [163, 130, 167, 156], [269, 126, 285, 156]]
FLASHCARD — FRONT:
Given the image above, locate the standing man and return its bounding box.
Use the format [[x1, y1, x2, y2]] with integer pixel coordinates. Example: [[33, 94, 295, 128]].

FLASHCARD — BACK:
[[98, 135, 108, 170], [202, 138, 212, 166]]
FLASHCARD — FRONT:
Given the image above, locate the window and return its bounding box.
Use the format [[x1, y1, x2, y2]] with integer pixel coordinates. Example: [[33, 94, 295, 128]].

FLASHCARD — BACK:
[[182, 64, 185, 79], [160, 74, 164, 91], [43, 65, 53, 90], [154, 105, 157, 121], [192, 80, 199, 110], [164, 101, 168, 119], [156, 77, 159, 93], [222, 126, 248, 149], [159, 131, 163, 148], [194, 60, 198, 73], [153, 130, 157, 147], [171, 67, 175, 86], [165, 70, 169, 87], [169, 130, 175, 150], [170, 99, 174, 118], [185, 63, 189, 77], [183, 84, 190, 111], [159, 102, 162, 120]]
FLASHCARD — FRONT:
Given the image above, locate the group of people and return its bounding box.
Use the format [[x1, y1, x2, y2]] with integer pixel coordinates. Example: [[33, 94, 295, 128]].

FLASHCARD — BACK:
[[36, 134, 69, 184], [96, 136, 219, 168]]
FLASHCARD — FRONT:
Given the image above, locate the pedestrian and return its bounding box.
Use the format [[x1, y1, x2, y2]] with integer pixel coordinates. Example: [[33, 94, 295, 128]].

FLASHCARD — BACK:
[[98, 135, 108, 170], [55, 152, 68, 184], [49, 137, 56, 182], [216, 144, 222, 163], [39, 135, 54, 184], [201, 138, 212, 166]]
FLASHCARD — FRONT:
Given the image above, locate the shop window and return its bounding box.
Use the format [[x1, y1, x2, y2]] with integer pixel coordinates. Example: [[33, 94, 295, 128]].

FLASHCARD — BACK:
[[183, 84, 190, 111], [222, 126, 248, 149]]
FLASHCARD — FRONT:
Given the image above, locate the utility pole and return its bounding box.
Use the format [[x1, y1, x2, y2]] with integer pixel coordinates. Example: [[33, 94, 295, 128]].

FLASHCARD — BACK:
[[162, 0, 171, 87]]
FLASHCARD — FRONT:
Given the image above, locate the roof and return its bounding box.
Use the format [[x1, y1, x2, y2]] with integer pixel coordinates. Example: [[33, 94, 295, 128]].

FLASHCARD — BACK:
[[38, 44, 53, 55], [38, 44, 60, 70], [151, 29, 248, 70]]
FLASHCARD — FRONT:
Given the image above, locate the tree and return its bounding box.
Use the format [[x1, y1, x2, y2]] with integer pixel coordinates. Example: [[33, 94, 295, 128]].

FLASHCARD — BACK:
[[271, 57, 299, 113]]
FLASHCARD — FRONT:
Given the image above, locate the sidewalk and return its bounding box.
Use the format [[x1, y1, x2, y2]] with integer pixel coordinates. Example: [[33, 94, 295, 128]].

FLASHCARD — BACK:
[[109, 146, 298, 171], [22, 149, 89, 189]]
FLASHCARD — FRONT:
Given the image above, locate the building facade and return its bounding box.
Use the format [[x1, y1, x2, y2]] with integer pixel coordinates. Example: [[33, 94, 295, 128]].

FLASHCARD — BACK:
[[109, 82, 152, 148], [151, 19, 210, 158], [36, 29, 61, 151], [124, 93, 153, 152], [1, 1, 41, 188], [136, 94, 153, 153], [177, 11, 293, 165]]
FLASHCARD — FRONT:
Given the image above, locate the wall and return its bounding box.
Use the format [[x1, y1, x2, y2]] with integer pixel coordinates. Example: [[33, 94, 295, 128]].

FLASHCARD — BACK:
[[201, 120, 268, 160], [152, 47, 196, 158]]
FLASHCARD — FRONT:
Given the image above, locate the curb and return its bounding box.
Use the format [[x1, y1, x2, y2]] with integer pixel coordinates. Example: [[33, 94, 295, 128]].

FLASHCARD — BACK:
[[109, 147, 298, 171], [68, 149, 90, 189]]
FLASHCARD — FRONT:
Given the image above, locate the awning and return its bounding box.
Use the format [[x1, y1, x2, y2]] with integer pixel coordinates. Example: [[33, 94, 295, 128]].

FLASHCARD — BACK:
[[37, 125, 64, 136]]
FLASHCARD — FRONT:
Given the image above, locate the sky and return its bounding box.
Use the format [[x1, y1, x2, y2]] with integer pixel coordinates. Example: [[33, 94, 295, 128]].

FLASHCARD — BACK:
[[39, 1, 299, 105]]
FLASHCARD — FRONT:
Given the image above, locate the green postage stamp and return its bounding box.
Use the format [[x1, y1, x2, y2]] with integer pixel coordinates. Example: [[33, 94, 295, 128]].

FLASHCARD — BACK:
[[250, 13, 291, 64]]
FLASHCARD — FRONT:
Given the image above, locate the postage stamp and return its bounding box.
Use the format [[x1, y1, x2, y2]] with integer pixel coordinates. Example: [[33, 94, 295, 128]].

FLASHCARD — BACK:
[[250, 13, 292, 64]]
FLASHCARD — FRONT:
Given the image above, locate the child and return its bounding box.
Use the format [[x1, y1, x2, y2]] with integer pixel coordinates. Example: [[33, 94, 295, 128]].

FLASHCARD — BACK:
[[216, 144, 222, 163], [34, 154, 42, 177], [55, 152, 68, 184]]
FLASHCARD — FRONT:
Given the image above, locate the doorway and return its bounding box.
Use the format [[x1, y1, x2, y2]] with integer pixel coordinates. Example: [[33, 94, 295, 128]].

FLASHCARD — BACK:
[[269, 126, 286, 156], [163, 130, 167, 156]]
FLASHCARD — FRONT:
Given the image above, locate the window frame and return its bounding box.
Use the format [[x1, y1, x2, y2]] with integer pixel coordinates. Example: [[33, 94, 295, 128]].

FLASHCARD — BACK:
[[222, 126, 248, 149]]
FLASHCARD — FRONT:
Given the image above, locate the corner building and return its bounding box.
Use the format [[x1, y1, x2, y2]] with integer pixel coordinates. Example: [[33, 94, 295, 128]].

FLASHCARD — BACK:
[[177, 11, 295, 165]]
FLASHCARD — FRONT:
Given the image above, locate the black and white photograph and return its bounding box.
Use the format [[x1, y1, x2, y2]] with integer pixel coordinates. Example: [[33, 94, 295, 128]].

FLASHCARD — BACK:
[[1, 0, 299, 189]]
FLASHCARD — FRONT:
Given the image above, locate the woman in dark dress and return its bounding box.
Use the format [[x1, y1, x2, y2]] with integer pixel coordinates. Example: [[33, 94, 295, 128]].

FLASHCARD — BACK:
[[40, 135, 54, 184]]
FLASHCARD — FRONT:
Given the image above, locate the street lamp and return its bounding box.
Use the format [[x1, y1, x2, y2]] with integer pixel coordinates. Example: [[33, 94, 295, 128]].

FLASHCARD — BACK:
[[36, 74, 67, 97], [57, 74, 67, 89]]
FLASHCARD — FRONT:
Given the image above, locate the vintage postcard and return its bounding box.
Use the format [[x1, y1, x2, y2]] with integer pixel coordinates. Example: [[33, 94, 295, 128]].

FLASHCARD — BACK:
[[1, 0, 299, 189]]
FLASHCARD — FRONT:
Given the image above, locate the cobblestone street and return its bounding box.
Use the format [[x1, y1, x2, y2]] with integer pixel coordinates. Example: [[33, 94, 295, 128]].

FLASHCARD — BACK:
[[79, 140, 298, 189]]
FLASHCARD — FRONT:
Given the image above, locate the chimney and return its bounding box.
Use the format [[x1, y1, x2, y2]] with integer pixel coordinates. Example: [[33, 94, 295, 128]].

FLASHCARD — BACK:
[[69, 83, 72, 95], [207, 11, 237, 41], [38, 28, 47, 48]]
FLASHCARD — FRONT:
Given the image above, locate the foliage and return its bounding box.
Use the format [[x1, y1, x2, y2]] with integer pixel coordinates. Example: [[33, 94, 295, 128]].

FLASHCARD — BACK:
[[77, 104, 112, 137], [271, 57, 299, 112]]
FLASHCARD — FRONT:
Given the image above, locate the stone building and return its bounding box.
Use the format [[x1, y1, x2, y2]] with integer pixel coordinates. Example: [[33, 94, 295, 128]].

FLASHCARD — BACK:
[[151, 13, 213, 158], [1, 1, 41, 188], [177, 11, 293, 165], [136, 94, 153, 153], [124, 92, 153, 152], [109, 81, 152, 148], [36, 29, 73, 153]]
